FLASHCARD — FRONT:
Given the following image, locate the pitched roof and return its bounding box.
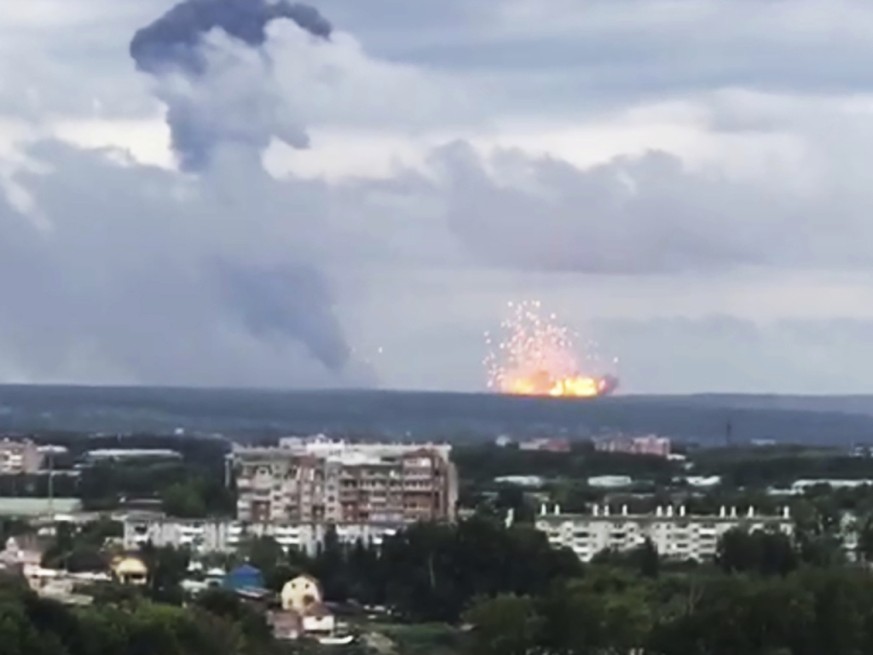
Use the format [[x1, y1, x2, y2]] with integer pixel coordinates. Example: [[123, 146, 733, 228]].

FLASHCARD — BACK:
[[291, 573, 321, 586], [229, 564, 262, 576]]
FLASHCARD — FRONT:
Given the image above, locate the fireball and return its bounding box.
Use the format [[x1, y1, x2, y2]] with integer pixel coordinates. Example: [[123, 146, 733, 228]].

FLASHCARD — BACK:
[[484, 301, 618, 398]]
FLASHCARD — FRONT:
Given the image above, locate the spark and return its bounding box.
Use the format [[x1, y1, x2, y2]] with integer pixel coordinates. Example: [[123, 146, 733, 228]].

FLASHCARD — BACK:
[[483, 300, 619, 398]]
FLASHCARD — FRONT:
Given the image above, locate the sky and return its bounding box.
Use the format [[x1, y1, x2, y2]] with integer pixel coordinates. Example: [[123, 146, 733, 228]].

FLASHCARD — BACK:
[[3, 0, 873, 394]]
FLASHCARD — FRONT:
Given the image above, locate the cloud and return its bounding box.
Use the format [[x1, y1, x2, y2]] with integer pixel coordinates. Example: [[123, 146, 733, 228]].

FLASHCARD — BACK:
[[592, 315, 873, 394], [7, 0, 873, 394], [417, 134, 873, 275], [0, 140, 376, 386]]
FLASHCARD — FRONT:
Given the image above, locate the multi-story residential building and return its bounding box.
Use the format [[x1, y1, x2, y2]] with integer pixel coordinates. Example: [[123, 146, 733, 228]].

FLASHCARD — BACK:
[[122, 515, 400, 555], [232, 437, 457, 526], [535, 503, 793, 562], [0, 439, 43, 474]]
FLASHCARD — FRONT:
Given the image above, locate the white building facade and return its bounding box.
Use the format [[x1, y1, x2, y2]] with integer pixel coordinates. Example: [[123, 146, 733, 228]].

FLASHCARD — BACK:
[[123, 515, 400, 556], [535, 504, 793, 562]]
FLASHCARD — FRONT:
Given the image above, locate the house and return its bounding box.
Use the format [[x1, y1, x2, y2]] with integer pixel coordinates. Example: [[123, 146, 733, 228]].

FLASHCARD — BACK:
[[302, 602, 335, 634], [111, 555, 148, 585], [268, 610, 303, 641], [0, 535, 45, 569], [281, 574, 323, 612], [279, 574, 336, 636]]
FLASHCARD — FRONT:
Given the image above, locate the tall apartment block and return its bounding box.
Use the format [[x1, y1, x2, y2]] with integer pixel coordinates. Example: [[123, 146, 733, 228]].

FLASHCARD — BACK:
[[232, 438, 458, 526]]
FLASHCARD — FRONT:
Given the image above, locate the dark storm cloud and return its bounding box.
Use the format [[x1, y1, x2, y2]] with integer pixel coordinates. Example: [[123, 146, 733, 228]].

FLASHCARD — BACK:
[[130, 0, 331, 75]]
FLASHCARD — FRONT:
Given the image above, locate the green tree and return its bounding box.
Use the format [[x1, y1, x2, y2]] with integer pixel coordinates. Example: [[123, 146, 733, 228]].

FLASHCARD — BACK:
[[464, 594, 541, 655]]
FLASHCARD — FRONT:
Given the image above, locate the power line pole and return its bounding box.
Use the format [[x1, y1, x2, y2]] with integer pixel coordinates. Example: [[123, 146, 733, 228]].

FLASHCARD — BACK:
[[48, 449, 54, 515]]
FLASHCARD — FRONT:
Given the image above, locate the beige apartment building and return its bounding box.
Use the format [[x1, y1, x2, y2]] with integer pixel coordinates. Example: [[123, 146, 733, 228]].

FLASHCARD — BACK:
[[232, 438, 458, 526]]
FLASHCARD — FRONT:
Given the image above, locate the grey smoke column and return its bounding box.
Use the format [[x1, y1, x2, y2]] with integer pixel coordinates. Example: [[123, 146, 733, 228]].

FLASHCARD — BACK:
[[217, 261, 350, 372], [131, 0, 331, 75], [122, 0, 356, 379]]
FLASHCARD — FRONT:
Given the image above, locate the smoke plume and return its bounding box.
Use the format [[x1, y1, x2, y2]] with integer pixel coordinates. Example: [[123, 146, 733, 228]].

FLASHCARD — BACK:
[[121, 0, 358, 381], [130, 0, 330, 169], [130, 0, 331, 75], [217, 261, 351, 372]]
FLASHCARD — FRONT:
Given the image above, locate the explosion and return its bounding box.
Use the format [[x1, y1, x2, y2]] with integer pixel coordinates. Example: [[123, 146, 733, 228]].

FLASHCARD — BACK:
[[484, 301, 619, 398]]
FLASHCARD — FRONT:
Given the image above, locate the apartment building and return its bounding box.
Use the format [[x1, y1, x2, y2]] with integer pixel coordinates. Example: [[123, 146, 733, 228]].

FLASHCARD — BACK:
[[232, 437, 458, 526], [0, 439, 43, 474], [535, 503, 793, 562], [122, 515, 400, 555]]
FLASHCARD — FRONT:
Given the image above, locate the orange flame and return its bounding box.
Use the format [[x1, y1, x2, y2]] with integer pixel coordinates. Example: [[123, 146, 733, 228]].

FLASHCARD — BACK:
[[484, 301, 619, 399], [503, 370, 613, 398]]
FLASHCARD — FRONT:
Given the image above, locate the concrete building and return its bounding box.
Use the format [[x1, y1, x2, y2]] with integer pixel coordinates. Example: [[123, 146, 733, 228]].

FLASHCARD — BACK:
[[0, 439, 43, 474], [122, 515, 400, 556], [535, 503, 793, 562], [232, 437, 457, 526], [518, 438, 571, 453], [594, 435, 671, 458], [80, 449, 182, 465]]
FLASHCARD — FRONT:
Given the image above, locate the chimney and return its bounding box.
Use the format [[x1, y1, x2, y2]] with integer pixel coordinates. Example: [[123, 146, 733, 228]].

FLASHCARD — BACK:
[[622, 504, 628, 516]]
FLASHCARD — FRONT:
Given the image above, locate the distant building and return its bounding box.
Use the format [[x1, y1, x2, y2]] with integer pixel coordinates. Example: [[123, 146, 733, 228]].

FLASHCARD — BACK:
[[676, 475, 722, 488], [0, 497, 82, 519], [80, 449, 182, 465], [232, 437, 457, 525], [587, 475, 633, 489], [536, 503, 793, 563], [111, 555, 148, 585], [122, 515, 399, 556], [494, 475, 545, 488], [279, 574, 335, 636], [518, 438, 571, 453], [223, 564, 265, 591], [0, 439, 43, 474], [777, 479, 873, 495], [281, 574, 323, 612], [594, 435, 671, 458]]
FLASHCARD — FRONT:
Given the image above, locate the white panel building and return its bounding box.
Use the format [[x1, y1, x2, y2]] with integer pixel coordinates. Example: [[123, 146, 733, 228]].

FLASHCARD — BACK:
[[535, 503, 793, 562], [123, 514, 399, 556]]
